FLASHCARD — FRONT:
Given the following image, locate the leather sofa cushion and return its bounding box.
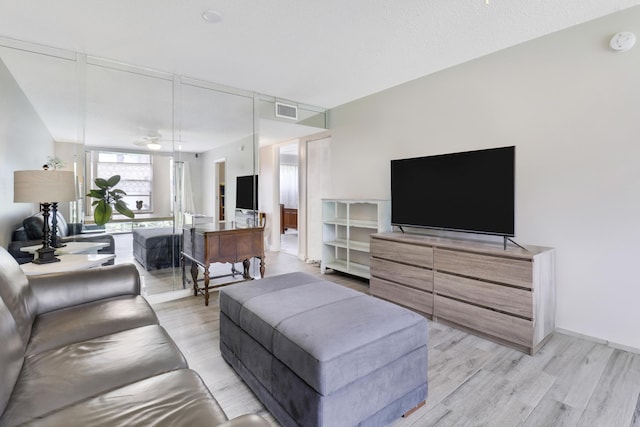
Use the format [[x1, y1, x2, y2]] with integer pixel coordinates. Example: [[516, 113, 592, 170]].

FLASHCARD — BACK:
[[0, 325, 188, 426], [20, 369, 230, 427], [0, 298, 24, 417], [26, 295, 159, 355], [22, 216, 44, 240], [22, 212, 69, 240], [0, 247, 38, 350]]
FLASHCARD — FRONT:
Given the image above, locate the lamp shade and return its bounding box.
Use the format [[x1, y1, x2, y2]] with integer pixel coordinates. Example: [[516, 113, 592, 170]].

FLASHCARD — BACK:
[[14, 170, 77, 203]]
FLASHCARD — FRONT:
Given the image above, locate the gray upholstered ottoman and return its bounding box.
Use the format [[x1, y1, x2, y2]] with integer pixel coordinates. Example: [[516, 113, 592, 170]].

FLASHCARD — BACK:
[[132, 227, 181, 271], [219, 272, 428, 427]]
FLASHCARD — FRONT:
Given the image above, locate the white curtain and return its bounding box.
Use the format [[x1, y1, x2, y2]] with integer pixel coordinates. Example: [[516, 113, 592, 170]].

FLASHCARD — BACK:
[[280, 164, 298, 208], [174, 161, 196, 227]]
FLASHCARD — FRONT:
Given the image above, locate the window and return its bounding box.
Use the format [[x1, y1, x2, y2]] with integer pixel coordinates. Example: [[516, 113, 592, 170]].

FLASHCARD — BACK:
[[95, 151, 153, 213]]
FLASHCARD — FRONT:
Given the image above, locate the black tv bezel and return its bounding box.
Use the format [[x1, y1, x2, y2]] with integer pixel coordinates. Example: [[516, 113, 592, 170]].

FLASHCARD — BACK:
[[235, 174, 259, 211], [390, 146, 515, 237]]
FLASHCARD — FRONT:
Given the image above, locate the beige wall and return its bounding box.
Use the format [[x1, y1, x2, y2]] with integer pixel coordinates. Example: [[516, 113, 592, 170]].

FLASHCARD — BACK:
[[0, 58, 55, 247], [327, 7, 640, 349]]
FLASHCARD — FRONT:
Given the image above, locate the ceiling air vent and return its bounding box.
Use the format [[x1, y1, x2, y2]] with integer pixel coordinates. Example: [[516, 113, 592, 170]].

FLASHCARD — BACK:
[[275, 102, 298, 120]]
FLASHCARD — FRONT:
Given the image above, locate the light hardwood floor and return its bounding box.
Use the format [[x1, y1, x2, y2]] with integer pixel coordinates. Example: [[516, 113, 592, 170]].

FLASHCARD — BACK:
[[151, 251, 640, 427]]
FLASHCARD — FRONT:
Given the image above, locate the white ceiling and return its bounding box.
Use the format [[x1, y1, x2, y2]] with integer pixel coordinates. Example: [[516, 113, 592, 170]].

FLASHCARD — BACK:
[[1, 1, 638, 152]]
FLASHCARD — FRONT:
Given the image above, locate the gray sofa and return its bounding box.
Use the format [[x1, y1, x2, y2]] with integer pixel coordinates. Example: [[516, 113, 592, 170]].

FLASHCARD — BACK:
[[0, 246, 269, 427]]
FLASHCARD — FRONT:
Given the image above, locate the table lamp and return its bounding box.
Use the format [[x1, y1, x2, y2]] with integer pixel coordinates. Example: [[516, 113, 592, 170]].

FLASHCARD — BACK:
[[14, 170, 77, 264]]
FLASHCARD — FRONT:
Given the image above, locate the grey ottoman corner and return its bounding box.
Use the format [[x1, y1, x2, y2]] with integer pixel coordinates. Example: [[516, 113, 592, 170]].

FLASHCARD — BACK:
[[219, 272, 428, 427]]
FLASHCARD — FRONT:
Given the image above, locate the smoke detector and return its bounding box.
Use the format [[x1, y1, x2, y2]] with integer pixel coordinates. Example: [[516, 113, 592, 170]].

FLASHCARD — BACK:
[[610, 32, 636, 52], [202, 10, 223, 23]]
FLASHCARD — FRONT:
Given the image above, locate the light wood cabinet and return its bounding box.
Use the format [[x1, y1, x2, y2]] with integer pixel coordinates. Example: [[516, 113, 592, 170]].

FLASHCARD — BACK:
[[370, 232, 555, 354], [321, 199, 391, 279]]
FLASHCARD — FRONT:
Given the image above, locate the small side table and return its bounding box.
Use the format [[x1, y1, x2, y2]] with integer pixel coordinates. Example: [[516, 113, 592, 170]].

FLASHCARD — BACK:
[[20, 254, 116, 276]]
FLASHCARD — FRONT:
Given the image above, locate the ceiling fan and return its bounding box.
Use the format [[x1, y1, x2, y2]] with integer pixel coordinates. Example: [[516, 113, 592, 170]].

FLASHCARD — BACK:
[[132, 134, 186, 150]]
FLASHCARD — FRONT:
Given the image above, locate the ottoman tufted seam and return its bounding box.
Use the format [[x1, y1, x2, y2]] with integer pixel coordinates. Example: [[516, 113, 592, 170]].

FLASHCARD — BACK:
[[285, 320, 426, 365], [266, 294, 365, 355], [236, 277, 326, 307]]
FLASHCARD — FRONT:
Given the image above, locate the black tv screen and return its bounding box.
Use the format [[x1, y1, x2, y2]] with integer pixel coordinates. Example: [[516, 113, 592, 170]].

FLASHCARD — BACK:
[[236, 175, 258, 210], [391, 146, 515, 236]]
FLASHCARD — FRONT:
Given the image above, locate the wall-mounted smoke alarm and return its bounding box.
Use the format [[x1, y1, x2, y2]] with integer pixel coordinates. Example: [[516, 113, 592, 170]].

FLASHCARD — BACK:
[[609, 32, 636, 52]]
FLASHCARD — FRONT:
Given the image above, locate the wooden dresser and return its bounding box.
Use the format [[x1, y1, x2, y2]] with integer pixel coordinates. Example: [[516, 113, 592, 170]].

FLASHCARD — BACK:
[[370, 232, 555, 354]]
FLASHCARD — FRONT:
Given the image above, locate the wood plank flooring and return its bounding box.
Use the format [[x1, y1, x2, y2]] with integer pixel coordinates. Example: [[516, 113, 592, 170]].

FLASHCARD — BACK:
[[151, 251, 640, 427]]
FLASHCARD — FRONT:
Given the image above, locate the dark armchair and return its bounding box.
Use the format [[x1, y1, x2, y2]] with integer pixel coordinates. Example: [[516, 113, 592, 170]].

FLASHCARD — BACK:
[[8, 212, 115, 265]]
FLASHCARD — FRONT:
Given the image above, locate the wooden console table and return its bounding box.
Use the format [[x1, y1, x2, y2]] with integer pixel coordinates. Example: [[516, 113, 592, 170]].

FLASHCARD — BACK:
[[182, 223, 265, 306]]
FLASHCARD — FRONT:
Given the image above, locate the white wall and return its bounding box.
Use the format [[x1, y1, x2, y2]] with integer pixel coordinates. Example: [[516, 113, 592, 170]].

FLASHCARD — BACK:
[[200, 135, 255, 222], [259, 143, 278, 251], [328, 7, 640, 349], [152, 155, 172, 216], [0, 57, 55, 247], [182, 153, 203, 214], [54, 141, 83, 222]]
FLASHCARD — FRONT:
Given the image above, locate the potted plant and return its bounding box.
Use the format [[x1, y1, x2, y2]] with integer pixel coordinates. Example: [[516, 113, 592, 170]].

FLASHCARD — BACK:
[[86, 175, 135, 226]]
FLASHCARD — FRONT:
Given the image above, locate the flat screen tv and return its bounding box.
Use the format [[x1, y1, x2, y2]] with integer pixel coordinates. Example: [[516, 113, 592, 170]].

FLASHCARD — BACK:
[[236, 175, 258, 210], [391, 146, 515, 236]]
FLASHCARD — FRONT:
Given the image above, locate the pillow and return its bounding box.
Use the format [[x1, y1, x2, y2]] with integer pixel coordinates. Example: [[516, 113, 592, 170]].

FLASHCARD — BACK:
[[23, 216, 44, 240]]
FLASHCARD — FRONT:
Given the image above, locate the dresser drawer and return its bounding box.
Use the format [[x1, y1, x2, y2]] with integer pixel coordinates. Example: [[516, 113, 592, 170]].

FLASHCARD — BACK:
[[434, 248, 532, 288], [435, 295, 533, 348], [371, 238, 433, 269], [435, 272, 532, 318], [371, 277, 433, 315], [370, 257, 433, 292]]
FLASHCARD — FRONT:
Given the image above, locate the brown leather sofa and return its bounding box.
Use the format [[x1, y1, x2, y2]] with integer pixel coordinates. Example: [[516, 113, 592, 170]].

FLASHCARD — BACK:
[[0, 246, 269, 427]]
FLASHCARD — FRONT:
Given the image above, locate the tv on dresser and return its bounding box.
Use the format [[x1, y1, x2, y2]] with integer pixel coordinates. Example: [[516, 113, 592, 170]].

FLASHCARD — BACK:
[[391, 146, 515, 237]]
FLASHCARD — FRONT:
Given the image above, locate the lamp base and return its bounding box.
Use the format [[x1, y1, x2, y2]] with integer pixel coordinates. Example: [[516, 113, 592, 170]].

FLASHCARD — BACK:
[[32, 247, 60, 264]]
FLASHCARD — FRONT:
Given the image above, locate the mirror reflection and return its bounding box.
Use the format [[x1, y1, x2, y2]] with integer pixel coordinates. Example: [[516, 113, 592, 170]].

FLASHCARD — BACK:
[[1, 37, 327, 298]]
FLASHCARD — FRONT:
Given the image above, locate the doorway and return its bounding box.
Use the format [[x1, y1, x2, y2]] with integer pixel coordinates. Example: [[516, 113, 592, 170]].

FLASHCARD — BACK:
[[214, 159, 226, 223], [279, 143, 299, 256]]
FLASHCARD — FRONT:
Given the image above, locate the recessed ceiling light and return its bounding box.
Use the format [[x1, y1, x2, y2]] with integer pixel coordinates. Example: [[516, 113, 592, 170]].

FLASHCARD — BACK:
[[202, 9, 223, 23]]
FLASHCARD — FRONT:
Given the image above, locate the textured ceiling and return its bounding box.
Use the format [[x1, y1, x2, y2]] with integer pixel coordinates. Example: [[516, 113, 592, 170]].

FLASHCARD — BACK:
[[1, 0, 638, 110]]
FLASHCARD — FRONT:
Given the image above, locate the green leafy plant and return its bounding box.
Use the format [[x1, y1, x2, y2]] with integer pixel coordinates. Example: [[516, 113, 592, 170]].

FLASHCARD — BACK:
[[45, 156, 65, 170], [86, 175, 135, 226]]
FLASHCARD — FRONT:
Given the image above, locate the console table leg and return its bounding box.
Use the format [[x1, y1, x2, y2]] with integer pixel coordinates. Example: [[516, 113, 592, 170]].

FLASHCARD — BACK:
[[259, 256, 265, 278], [242, 259, 251, 279], [190, 260, 198, 296], [204, 264, 210, 306]]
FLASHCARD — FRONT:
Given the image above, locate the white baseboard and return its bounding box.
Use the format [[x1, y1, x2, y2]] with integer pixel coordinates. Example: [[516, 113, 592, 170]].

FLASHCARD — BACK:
[[556, 328, 640, 355]]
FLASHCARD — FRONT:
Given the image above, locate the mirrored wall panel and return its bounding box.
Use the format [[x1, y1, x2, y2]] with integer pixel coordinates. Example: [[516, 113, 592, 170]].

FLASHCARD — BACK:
[[1, 36, 326, 298]]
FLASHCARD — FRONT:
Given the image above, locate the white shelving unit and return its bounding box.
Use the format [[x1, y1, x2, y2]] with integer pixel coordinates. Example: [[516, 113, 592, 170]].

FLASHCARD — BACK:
[[321, 199, 391, 279]]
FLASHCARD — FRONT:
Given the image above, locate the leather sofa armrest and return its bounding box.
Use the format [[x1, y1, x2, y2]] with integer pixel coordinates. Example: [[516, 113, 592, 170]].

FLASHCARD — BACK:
[[29, 263, 141, 314], [216, 415, 271, 427]]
